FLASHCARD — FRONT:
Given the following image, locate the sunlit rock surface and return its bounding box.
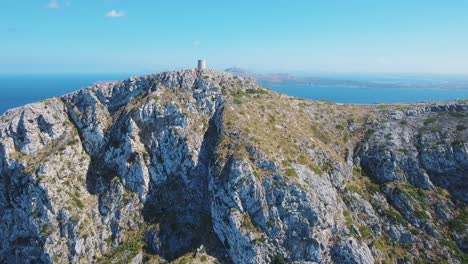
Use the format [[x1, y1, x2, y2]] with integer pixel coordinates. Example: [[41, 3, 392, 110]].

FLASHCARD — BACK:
[[0, 69, 467, 263]]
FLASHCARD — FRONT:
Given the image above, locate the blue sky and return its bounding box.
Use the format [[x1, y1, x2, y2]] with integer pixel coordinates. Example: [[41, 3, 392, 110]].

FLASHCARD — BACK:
[[1, 0, 468, 74]]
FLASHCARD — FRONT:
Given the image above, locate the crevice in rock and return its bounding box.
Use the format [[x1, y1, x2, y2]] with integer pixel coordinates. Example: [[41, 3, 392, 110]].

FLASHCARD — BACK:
[[142, 101, 229, 262], [60, 97, 91, 157], [0, 165, 52, 263], [36, 115, 54, 138]]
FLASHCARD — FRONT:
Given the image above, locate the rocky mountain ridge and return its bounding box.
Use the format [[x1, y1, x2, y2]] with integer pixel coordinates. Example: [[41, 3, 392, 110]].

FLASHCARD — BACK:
[[0, 69, 467, 263]]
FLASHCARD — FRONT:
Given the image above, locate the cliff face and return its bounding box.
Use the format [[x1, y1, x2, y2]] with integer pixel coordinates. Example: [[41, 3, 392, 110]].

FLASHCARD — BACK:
[[0, 70, 466, 263]]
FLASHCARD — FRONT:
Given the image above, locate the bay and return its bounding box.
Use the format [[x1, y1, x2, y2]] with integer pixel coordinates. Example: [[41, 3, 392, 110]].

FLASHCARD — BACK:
[[266, 85, 468, 104]]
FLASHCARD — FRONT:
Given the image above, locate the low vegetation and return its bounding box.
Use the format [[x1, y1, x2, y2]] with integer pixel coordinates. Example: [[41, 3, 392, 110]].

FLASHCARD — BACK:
[[219, 86, 373, 183]]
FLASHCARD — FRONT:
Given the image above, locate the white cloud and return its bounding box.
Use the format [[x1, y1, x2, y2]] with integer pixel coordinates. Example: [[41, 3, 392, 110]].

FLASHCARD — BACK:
[[106, 10, 126, 18], [46, 0, 60, 9], [192, 40, 201, 46]]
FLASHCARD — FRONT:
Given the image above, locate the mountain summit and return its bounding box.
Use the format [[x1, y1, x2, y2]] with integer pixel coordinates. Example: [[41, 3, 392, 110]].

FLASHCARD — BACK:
[[0, 70, 467, 263]]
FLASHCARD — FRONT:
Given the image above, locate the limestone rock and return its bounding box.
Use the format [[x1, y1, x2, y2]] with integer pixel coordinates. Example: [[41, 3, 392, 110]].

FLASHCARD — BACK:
[[0, 70, 467, 263]]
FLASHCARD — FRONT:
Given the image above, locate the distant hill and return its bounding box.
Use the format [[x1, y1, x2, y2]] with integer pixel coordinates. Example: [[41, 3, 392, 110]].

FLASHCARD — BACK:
[[225, 67, 468, 89]]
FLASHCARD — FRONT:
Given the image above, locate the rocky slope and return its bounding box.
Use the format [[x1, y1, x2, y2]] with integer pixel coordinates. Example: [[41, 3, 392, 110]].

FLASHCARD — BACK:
[[0, 69, 466, 263]]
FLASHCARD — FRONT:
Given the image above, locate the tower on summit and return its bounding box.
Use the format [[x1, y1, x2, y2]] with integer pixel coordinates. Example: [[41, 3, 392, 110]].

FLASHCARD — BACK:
[[198, 59, 206, 71]]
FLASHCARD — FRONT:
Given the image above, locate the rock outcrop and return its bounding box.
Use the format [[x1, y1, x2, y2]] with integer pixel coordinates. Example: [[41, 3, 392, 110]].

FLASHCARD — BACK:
[[0, 69, 467, 263]]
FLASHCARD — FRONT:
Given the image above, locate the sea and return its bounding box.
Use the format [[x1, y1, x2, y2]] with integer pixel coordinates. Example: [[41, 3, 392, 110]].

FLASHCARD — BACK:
[[0, 74, 132, 115], [268, 85, 468, 104], [0, 74, 467, 115]]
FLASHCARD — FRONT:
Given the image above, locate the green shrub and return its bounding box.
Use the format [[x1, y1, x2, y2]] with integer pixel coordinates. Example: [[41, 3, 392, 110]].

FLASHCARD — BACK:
[[272, 255, 288, 264], [384, 208, 407, 225], [456, 124, 467, 131], [346, 184, 362, 195], [246, 88, 268, 95], [41, 223, 54, 237], [414, 210, 430, 220], [72, 196, 85, 210], [366, 182, 380, 193], [110, 239, 142, 260], [359, 225, 373, 239], [252, 170, 260, 178], [321, 161, 333, 173], [344, 210, 354, 229], [267, 220, 274, 228], [372, 238, 387, 253], [441, 238, 468, 263], [398, 183, 426, 205], [452, 139, 467, 146], [414, 257, 432, 264], [297, 155, 309, 165], [143, 152, 150, 161], [364, 129, 376, 141], [449, 112, 465, 118], [285, 168, 297, 177], [281, 160, 291, 167], [335, 124, 345, 130], [414, 142, 423, 151], [241, 214, 258, 232], [231, 90, 247, 99], [308, 164, 323, 175], [409, 228, 419, 235], [449, 208, 468, 233], [353, 167, 362, 175], [221, 87, 227, 96], [424, 117, 436, 125]]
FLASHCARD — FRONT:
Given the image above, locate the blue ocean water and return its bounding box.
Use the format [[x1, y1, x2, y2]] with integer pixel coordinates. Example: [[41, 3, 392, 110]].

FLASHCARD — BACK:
[[0, 75, 467, 115], [267, 85, 468, 104], [0, 74, 133, 114]]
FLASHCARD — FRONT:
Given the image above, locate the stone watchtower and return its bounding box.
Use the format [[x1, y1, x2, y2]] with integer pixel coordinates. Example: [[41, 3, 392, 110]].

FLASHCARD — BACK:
[[197, 59, 206, 71]]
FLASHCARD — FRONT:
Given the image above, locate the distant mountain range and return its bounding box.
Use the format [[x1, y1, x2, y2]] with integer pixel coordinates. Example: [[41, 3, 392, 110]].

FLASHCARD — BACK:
[[225, 67, 468, 89]]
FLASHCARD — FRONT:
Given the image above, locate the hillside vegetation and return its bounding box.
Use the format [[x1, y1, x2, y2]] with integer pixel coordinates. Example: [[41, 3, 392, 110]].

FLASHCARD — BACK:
[[0, 70, 466, 263]]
